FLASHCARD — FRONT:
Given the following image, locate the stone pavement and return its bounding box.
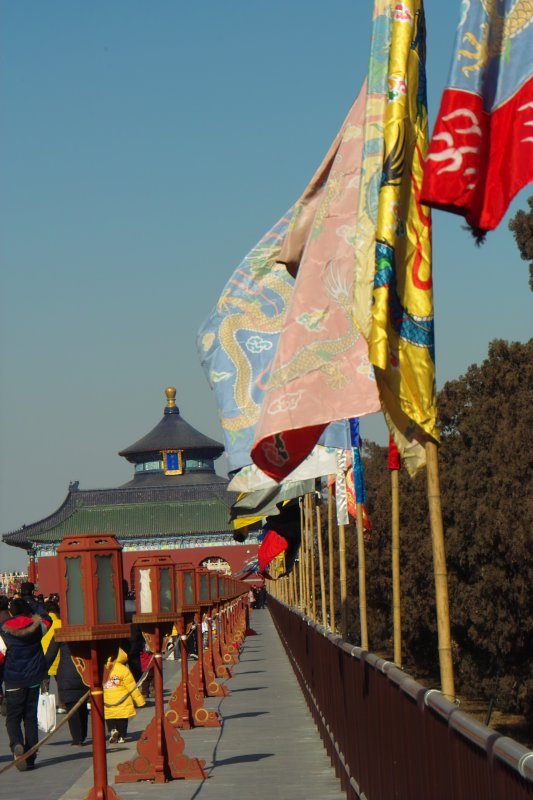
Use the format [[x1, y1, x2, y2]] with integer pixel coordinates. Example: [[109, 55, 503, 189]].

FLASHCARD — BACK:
[[0, 609, 346, 800]]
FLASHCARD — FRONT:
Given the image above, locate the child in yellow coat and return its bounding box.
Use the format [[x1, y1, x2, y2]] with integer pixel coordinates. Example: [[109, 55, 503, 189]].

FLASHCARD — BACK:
[[103, 647, 145, 743]]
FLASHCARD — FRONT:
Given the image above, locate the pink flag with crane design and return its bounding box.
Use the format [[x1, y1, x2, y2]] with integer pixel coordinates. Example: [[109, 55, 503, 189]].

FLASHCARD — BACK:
[[421, 0, 533, 236]]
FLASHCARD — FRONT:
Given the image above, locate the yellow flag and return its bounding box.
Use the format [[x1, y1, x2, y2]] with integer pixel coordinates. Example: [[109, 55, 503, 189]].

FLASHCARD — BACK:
[[369, 0, 438, 473]]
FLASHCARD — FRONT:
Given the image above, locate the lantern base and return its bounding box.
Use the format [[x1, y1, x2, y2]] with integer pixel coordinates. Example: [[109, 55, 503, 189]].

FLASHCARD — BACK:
[[83, 786, 124, 800], [166, 661, 221, 729], [203, 652, 229, 697], [115, 716, 207, 782]]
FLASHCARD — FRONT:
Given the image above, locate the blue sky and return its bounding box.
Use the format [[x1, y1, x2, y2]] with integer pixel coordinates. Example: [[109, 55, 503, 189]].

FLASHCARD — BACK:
[[1, 2, 531, 572]]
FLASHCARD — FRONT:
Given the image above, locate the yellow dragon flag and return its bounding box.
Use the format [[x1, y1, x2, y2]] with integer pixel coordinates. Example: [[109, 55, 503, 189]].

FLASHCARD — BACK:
[[369, 0, 438, 473]]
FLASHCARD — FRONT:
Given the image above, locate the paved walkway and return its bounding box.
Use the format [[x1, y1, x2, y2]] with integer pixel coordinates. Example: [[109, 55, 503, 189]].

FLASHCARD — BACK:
[[0, 609, 345, 800]]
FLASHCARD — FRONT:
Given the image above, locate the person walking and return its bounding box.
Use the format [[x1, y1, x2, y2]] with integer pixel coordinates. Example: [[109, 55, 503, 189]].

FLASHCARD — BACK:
[[0, 597, 52, 770], [0, 596, 9, 715], [41, 599, 66, 714], [44, 636, 90, 746], [103, 647, 145, 743]]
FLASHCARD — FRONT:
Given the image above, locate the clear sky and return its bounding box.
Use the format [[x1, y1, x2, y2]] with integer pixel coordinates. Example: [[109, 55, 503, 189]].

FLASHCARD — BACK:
[[1, 2, 531, 572]]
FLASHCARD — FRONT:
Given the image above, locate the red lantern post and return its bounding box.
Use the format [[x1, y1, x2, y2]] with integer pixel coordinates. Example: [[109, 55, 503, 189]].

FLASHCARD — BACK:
[[115, 555, 206, 782], [166, 565, 219, 729], [202, 572, 229, 697], [55, 534, 131, 800]]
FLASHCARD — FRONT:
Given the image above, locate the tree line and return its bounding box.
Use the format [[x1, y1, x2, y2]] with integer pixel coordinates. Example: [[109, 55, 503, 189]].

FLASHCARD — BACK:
[[332, 339, 533, 721]]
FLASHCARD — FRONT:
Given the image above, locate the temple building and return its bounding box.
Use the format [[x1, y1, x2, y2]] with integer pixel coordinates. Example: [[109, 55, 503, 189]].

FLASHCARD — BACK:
[[2, 388, 260, 594]]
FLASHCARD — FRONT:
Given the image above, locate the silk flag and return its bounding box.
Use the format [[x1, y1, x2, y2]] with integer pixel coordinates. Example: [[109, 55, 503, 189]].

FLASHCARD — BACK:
[[421, 0, 533, 236], [251, 84, 381, 481], [197, 213, 294, 473], [369, 0, 438, 474], [353, 0, 393, 340]]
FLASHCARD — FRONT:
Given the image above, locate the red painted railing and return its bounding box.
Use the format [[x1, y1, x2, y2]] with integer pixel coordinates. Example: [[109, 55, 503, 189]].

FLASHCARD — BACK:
[[269, 598, 533, 800]]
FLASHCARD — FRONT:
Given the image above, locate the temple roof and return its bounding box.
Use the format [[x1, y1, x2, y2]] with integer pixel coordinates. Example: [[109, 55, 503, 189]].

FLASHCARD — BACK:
[[3, 481, 237, 550], [29, 498, 233, 543], [2, 386, 237, 553], [119, 387, 224, 463]]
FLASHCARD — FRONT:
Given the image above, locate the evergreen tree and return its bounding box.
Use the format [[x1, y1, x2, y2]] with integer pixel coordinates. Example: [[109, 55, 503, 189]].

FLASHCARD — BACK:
[[509, 196, 533, 291], [350, 340, 533, 717]]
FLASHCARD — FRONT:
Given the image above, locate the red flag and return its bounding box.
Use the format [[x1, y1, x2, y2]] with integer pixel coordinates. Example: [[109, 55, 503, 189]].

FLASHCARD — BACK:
[[388, 435, 401, 471], [421, 1, 533, 235], [257, 529, 288, 574]]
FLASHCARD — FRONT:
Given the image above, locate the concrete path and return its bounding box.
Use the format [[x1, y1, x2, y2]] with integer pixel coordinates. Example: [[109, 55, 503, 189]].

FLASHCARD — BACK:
[[0, 609, 345, 800]]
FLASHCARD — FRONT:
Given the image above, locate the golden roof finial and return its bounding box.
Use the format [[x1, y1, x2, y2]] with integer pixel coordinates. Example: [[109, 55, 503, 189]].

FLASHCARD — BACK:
[[165, 386, 177, 408]]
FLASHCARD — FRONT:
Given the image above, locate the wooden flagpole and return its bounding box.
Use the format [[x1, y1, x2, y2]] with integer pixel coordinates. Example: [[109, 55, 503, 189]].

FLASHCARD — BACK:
[[338, 521, 348, 640], [391, 466, 402, 665], [426, 440, 455, 700], [299, 498, 306, 611], [308, 494, 317, 622], [315, 494, 327, 627], [303, 497, 310, 615], [355, 502, 368, 649], [327, 484, 336, 630]]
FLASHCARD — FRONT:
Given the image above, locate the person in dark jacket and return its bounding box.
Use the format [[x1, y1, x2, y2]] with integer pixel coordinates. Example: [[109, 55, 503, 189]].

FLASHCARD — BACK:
[[45, 637, 89, 746], [0, 596, 9, 715], [0, 597, 52, 770], [19, 582, 47, 616]]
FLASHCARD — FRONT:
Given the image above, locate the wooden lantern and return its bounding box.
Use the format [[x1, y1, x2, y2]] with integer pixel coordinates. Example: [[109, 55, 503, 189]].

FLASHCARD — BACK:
[[175, 563, 198, 612], [57, 533, 129, 639], [195, 567, 211, 607], [132, 554, 176, 623]]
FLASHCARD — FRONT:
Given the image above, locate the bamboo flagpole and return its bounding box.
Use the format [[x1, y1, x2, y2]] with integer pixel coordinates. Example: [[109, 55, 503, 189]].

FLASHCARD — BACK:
[[426, 440, 455, 700], [338, 522, 348, 640], [302, 497, 310, 615], [389, 435, 402, 665], [327, 483, 336, 630], [315, 492, 327, 627], [299, 498, 306, 612], [391, 467, 401, 663], [308, 493, 317, 623], [355, 503, 368, 649]]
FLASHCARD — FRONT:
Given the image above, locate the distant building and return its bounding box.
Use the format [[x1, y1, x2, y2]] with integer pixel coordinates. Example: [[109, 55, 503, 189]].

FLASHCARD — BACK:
[[0, 571, 27, 596], [2, 388, 259, 594]]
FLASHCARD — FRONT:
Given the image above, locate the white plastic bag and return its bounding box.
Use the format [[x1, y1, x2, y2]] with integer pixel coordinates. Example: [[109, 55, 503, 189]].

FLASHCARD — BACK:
[[37, 690, 56, 733]]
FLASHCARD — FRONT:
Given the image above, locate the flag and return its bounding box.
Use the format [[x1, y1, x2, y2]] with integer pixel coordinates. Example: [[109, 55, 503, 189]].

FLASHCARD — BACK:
[[369, 0, 437, 474], [228, 444, 341, 493], [258, 529, 289, 574], [348, 418, 372, 531], [421, 0, 533, 237], [197, 212, 295, 474], [230, 479, 315, 523], [346, 468, 372, 531], [388, 433, 401, 470], [353, 0, 393, 340], [258, 502, 302, 576], [251, 82, 381, 481]]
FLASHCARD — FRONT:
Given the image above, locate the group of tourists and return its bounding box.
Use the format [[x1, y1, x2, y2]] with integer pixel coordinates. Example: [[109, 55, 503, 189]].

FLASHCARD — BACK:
[[0, 582, 148, 771]]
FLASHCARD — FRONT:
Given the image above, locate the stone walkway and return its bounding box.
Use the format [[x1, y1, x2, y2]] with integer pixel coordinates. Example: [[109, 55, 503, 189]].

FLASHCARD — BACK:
[[0, 609, 345, 800]]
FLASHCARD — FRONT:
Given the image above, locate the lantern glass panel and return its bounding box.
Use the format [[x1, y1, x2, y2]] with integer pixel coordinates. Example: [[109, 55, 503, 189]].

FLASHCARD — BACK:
[[95, 554, 117, 623], [210, 574, 217, 599], [65, 556, 85, 626], [139, 568, 153, 613], [159, 567, 172, 611], [200, 574, 208, 602], [184, 572, 194, 605]]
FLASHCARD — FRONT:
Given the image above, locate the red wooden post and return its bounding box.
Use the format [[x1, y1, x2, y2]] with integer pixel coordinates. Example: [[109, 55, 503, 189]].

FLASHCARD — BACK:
[[55, 534, 130, 800], [116, 555, 206, 782]]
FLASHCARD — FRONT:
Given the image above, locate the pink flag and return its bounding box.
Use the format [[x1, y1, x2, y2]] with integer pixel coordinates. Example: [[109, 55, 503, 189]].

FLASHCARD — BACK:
[[251, 84, 381, 480]]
